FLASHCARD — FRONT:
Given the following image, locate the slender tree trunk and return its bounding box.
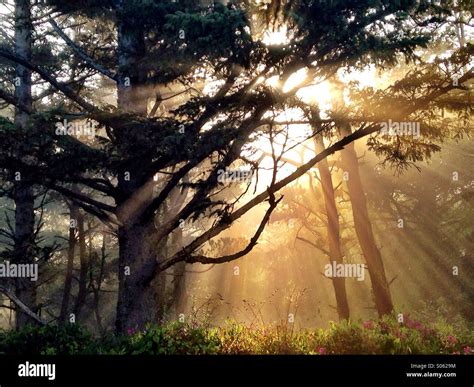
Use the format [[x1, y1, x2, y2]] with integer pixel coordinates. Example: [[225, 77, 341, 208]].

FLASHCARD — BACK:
[[169, 182, 190, 318], [92, 231, 108, 336], [314, 136, 350, 320], [171, 262, 186, 316], [339, 124, 394, 316], [13, 0, 36, 329], [73, 211, 88, 318], [171, 229, 187, 318], [59, 203, 78, 323], [92, 285, 104, 336], [166, 185, 189, 318]]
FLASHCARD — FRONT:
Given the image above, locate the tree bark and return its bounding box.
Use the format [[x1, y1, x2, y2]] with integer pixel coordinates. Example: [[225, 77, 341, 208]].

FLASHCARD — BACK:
[[339, 124, 394, 317], [13, 0, 36, 329], [314, 136, 350, 320], [115, 221, 162, 332]]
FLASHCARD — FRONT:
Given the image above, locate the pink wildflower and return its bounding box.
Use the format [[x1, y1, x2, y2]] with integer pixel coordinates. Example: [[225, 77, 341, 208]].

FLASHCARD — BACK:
[[447, 335, 457, 345], [363, 320, 374, 329]]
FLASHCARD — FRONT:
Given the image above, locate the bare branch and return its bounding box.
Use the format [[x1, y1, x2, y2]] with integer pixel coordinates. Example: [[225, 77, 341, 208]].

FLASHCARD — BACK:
[[296, 236, 330, 256], [0, 285, 47, 326]]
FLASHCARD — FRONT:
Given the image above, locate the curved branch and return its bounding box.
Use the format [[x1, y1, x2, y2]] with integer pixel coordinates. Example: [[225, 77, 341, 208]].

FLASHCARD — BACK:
[[158, 191, 283, 272]]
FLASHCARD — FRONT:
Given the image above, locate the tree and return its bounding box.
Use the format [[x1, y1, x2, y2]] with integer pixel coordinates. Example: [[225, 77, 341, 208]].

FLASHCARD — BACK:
[[12, 0, 36, 328], [314, 133, 350, 320]]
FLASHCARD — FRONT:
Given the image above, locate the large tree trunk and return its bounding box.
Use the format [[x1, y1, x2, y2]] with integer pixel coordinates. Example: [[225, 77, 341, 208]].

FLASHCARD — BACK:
[[314, 136, 350, 320], [114, 1, 162, 333], [339, 124, 394, 316], [116, 221, 162, 332], [13, 0, 36, 329], [115, 1, 147, 114]]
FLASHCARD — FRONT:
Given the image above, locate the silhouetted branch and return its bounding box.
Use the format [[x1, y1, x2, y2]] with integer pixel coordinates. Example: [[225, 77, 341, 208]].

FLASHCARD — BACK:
[[0, 286, 47, 326], [48, 18, 118, 82]]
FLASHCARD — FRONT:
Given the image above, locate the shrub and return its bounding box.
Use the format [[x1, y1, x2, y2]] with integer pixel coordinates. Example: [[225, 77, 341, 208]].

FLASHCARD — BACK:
[[0, 324, 95, 355], [0, 315, 472, 355], [124, 323, 220, 355]]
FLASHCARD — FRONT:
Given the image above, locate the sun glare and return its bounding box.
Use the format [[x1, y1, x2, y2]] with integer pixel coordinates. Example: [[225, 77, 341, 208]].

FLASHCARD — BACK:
[[262, 26, 289, 45], [297, 81, 333, 117], [282, 68, 307, 93]]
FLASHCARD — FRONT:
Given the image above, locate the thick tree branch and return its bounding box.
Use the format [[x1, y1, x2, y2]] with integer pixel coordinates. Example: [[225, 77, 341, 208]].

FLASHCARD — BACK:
[[48, 183, 116, 213], [0, 88, 34, 114], [0, 48, 101, 113]]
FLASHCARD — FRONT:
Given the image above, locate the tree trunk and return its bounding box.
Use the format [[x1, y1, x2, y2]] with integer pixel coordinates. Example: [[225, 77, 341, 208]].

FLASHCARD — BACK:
[[115, 221, 161, 333], [13, 0, 36, 329], [168, 228, 187, 318], [339, 124, 394, 316], [114, 2, 161, 333], [13, 183, 36, 328], [59, 203, 78, 323], [93, 231, 108, 336], [314, 136, 350, 320], [171, 261, 186, 317], [115, 1, 147, 115], [73, 211, 88, 318], [167, 183, 190, 318]]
